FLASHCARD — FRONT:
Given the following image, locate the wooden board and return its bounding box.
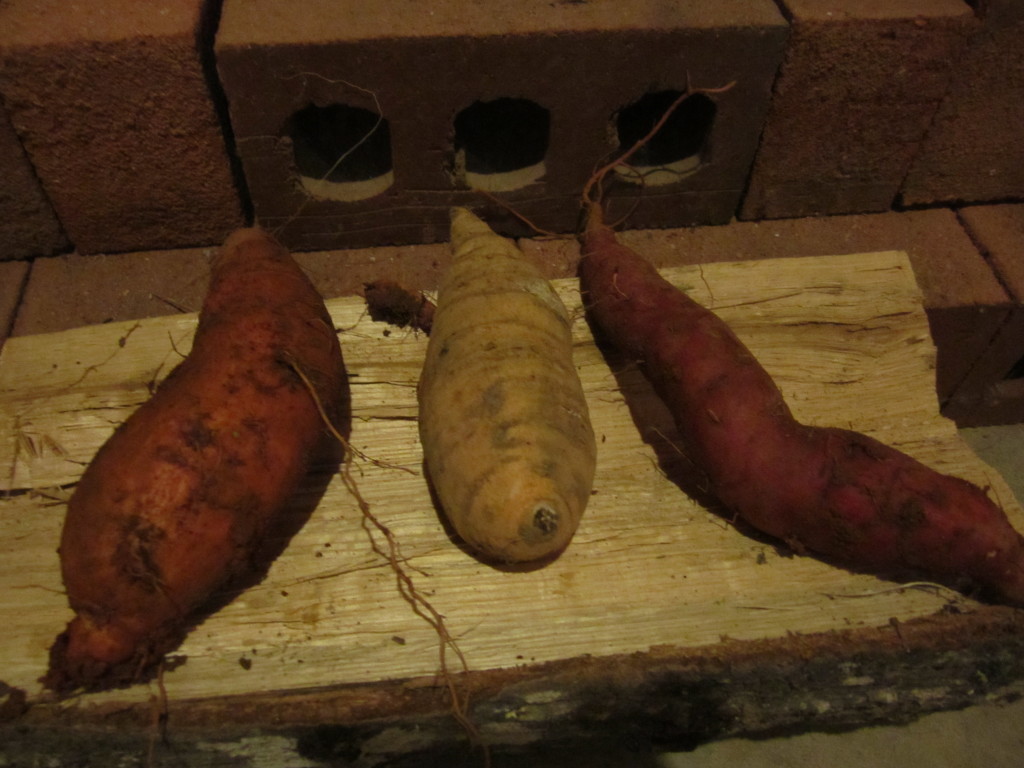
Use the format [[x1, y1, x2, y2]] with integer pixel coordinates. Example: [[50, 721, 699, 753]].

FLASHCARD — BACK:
[[1, 251, 1021, 715]]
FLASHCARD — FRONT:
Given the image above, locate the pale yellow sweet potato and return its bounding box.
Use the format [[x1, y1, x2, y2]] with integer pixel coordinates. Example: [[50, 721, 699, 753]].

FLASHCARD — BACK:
[[418, 208, 596, 563]]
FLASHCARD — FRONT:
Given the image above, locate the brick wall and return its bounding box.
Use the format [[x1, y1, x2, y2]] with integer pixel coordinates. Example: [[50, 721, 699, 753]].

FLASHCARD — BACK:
[[2, 0, 1021, 255]]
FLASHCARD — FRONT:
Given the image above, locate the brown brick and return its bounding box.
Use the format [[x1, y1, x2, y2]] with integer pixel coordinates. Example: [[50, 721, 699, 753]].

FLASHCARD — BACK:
[[901, 2, 1024, 205], [0, 0, 244, 255], [215, 0, 787, 251], [740, 0, 977, 220], [0, 103, 68, 261], [524, 207, 1009, 410], [946, 204, 1024, 425]]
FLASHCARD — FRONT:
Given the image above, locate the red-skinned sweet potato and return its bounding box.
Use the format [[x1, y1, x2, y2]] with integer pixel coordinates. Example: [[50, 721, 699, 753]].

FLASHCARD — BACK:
[[45, 227, 349, 693], [580, 202, 1024, 606]]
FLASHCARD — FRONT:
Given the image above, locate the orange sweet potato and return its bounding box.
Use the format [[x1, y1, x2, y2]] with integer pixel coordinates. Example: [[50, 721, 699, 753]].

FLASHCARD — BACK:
[[45, 228, 349, 692], [580, 202, 1024, 606]]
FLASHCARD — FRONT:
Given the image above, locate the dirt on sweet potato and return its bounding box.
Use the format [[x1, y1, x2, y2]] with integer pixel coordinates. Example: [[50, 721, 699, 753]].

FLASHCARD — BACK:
[[44, 227, 350, 693]]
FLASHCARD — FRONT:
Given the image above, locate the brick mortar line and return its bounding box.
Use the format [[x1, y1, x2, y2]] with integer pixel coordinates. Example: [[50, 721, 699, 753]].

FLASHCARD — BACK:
[[954, 208, 1021, 303], [933, 208, 1020, 410], [198, 0, 254, 225], [0, 262, 32, 351]]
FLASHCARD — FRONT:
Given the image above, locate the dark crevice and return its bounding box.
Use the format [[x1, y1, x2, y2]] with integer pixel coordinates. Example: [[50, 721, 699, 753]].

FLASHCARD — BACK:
[[894, 195, 1024, 214], [768, 0, 796, 24], [0, 259, 32, 346], [961, 0, 989, 18], [1004, 354, 1024, 381], [954, 207, 1020, 302], [0, 103, 72, 258], [197, 0, 254, 224]]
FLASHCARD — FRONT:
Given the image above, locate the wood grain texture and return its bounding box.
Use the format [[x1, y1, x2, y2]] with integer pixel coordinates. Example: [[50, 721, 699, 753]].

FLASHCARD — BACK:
[[1, 251, 1020, 718]]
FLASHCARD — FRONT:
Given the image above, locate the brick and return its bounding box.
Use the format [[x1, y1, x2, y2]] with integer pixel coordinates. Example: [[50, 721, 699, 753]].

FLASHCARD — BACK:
[[10, 239, 450, 337], [0, 260, 29, 347], [901, 2, 1024, 205], [296, 243, 452, 300], [12, 248, 213, 337], [523, 208, 1009, 410], [0, 0, 244, 255], [959, 204, 1024, 301], [0, 103, 67, 260], [215, 0, 787, 251], [946, 204, 1024, 425], [740, 0, 977, 220]]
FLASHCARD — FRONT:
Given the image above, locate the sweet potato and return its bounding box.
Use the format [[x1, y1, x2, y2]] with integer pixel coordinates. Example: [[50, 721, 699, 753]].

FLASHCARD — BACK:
[[418, 208, 596, 563], [45, 227, 349, 692], [580, 202, 1024, 606]]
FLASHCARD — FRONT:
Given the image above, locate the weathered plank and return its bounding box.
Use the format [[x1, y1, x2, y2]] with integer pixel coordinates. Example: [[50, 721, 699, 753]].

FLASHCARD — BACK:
[[1, 251, 1021, 764]]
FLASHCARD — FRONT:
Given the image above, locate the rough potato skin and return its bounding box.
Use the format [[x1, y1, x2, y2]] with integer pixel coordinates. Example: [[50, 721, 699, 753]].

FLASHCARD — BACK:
[[580, 206, 1024, 606], [45, 228, 348, 693], [418, 208, 596, 563]]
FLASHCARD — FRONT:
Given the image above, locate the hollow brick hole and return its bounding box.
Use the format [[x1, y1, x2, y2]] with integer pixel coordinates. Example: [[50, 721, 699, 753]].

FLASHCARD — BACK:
[[452, 97, 550, 192], [614, 90, 716, 185], [285, 103, 393, 202]]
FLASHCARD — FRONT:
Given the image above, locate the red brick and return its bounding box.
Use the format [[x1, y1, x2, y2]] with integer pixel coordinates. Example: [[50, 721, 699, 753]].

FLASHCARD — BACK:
[[946, 204, 1024, 425], [215, 0, 787, 251], [0, 103, 67, 261], [740, 0, 977, 220], [901, 2, 1024, 205], [0, 0, 244, 255]]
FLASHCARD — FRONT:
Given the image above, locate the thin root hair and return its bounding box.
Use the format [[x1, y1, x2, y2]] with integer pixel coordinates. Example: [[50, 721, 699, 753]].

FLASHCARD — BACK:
[[284, 354, 489, 765], [582, 79, 736, 209]]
